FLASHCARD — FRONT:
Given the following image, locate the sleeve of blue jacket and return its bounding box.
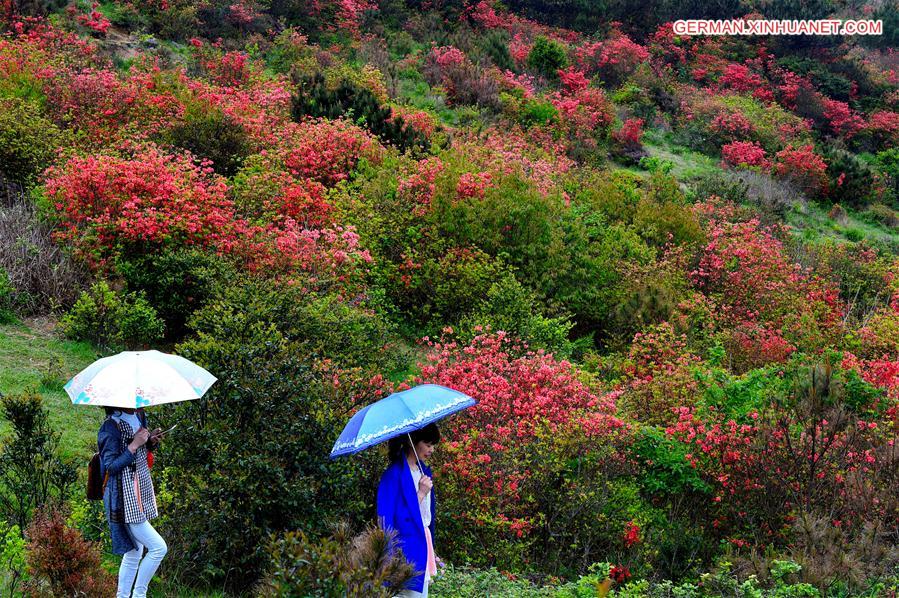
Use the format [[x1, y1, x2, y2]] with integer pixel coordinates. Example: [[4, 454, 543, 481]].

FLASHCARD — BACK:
[[98, 420, 135, 478], [376, 464, 398, 533]]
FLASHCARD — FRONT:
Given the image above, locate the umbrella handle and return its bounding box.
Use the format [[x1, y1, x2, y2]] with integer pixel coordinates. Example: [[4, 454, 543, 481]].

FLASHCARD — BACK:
[[408, 433, 424, 474]]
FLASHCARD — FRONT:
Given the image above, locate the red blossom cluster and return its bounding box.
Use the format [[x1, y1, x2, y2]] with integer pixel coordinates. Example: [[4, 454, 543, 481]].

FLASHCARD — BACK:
[[822, 98, 865, 139], [710, 111, 755, 141], [557, 66, 589, 93], [720, 141, 770, 169], [456, 171, 493, 199], [44, 147, 235, 265], [693, 214, 844, 353], [272, 119, 382, 186], [717, 63, 773, 103], [466, 0, 504, 29], [390, 106, 438, 139], [576, 33, 648, 84], [227, 0, 260, 26], [867, 110, 899, 147], [202, 50, 252, 87], [773, 144, 829, 195], [398, 156, 445, 216], [73, 3, 111, 35], [417, 331, 625, 538], [612, 117, 645, 150], [622, 521, 641, 548]]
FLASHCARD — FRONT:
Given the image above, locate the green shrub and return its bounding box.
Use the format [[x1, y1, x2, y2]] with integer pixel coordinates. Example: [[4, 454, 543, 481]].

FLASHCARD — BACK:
[[458, 273, 575, 357], [0, 392, 77, 531], [116, 248, 236, 340], [527, 36, 569, 79], [480, 30, 514, 71], [824, 148, 881, 208], [259, 523, 416, 597], [157, 279, 397, 592], [292, 73, 430, 154], [157, 105, 251, 177], [0, 98, 63, 187], [59, 280, 165, 350], [777, 56, 852, 101], [0, 520, 28, 596], [0, 268, 15, 324], [519, 99, 559, 128], [430, 565, 553, 597]]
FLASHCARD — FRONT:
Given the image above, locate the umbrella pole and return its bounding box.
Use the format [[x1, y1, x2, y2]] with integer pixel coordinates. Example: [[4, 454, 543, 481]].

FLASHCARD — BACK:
[[407, 433, 424, 473]]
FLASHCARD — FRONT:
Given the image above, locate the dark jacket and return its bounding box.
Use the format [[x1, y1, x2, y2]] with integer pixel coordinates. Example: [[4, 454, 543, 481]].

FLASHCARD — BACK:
[[376, 459, 436, 593], [98, 409, 153, 555]]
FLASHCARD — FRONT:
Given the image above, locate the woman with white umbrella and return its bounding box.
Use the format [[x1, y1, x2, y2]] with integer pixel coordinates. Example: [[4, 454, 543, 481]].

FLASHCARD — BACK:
[[66, 350, 216, 598], [98, 405, 166, 598]]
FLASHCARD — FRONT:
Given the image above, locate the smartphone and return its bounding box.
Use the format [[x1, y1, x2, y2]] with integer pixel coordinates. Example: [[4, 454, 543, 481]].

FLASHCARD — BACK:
[[152, 424, 178, 439]]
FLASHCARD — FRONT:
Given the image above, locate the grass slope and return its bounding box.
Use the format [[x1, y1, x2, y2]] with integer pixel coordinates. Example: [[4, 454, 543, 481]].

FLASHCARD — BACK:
[[0, 319, 103, 461]]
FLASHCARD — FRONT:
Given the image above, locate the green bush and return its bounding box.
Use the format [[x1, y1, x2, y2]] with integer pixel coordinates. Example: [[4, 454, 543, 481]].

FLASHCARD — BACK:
[[458, 273, 575, 357], [480, 30, 514, 71], [0, 268, 15, 324], [823, 148, 881, 208], [116, 248, 236, 341], [777, 56, 852, 101], [0, 98, 63, 187], [0, 392, 77, 531], [430, 565, 554, 597], [157, 105, 251, 177], [519, 99, 559, 128], [59, 280, 165, 350], [292, 73, 430, 154], [527, 36, 569, 79], [157, 279, 397, 592], [0, 520, 28, 596], [259, 523, 416, 597]]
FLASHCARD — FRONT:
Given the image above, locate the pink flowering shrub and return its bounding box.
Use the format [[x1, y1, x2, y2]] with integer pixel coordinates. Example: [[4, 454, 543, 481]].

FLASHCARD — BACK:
[[43, 147, 236, 267], [721, 141, 770, 169], [269, 119, 382, 187], [73, 3, 111, 35], [418, 331, 631, 570], [693, 214, 844, 353], [617, 323, 703, 425], [551, 87, 615, 157], [867, 110, 899, 148], [822, 98, 865, 139], [423, 45, 498, 107], [773, 144, 829, 195], [612, 117, 645, 151], [577, 33, 649, 85], [717, 63, 772, 103], [557, 66, 589, 93], [710, 111, 755, 141], [666, 363, 898, 542], [456, 171, 493, 199], [467, 0, 504, 29], [397, 156, 445, 216]]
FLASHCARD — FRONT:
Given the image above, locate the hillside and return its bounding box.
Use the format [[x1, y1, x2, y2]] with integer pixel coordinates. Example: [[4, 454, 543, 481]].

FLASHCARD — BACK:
[[0, 0, 897, 595]]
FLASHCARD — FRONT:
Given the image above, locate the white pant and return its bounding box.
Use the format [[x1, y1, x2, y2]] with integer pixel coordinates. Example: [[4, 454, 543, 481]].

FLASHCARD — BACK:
[[117, 521, 167, 598], [398, 579, 429, 598]]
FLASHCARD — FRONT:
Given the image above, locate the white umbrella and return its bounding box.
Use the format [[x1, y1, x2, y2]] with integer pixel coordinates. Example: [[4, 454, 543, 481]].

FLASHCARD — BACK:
[[64, 350, 217, 409]]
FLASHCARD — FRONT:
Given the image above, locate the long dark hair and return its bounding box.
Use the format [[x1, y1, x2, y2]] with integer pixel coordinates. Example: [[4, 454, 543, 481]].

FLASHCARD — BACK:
[[387, 423, 441, 463]]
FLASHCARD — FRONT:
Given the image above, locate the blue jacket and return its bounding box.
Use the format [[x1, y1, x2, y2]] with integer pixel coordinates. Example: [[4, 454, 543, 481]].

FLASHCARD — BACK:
[[377, 459, 436, 593], [98, 410, 150, 555]]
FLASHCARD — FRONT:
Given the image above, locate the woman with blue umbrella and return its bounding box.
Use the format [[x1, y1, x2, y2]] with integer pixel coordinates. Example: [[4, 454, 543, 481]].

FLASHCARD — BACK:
[[66, 350, 216, 598], [331, 384, 475, 598]]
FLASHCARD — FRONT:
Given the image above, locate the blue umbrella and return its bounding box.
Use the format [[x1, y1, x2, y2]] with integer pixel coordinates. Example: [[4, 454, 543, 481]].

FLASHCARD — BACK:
[[330, 384, 475, 459]]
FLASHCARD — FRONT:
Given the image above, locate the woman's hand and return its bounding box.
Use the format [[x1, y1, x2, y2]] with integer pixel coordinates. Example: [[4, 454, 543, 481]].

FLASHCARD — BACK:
[[128, 427, 150, 453], [417, 475, 433, 502], [148, 428, 163, 448]]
